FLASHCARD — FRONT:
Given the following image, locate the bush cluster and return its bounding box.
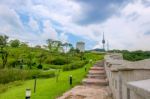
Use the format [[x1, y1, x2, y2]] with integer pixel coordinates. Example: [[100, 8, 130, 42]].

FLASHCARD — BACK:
[[0, 69, 55, 84], [51, 57, 68, 65], [123, 51, 150, 61], [63, 61, 87, 71]]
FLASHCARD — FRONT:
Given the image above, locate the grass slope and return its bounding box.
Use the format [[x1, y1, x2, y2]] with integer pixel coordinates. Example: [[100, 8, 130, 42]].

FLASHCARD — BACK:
[[0, 63, 93, 99]]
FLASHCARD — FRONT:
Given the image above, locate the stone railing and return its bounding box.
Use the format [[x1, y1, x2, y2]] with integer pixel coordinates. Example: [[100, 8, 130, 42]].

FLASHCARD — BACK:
[[104, 53, 150, 99], [127, 79, 150, 99]]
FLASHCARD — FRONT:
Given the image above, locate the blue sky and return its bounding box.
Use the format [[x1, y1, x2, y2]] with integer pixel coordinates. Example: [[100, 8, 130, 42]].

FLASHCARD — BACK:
[[0, 0, 150, 50]]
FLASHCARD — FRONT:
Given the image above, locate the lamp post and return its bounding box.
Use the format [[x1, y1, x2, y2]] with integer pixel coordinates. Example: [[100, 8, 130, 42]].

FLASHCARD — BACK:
[[25, 88, 31, 99], [69, 75, 72, 86], [85, 66, 87, 72], [32, 76, 37, 93]]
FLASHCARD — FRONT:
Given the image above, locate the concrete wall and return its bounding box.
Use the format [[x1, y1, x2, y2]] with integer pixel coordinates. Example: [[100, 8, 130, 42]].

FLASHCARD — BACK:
[[127, 79, 150, 99], [105, 53, 150, 99]]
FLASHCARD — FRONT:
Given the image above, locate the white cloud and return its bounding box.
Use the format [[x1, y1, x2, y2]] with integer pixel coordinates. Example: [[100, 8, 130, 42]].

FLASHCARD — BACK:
[[42, 20, 58, 40], [28, 17, 39, 31], [59, 32, 68, 43], [0, 0, 150, 50], [97, 1, 150, 50], [0, 5, 24, 33]]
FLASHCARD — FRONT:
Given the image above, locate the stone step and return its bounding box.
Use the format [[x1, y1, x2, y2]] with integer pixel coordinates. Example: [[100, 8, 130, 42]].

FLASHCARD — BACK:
[[94, 61, 104, 67], [90, 67, 105, 70], [89, 70, 106, 75], [87, 74, 107, 79], [82, 78, 108, 86]]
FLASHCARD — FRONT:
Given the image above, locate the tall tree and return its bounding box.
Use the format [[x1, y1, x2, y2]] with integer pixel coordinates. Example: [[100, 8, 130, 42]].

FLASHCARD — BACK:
[[47, 39, 63, 52], [0, 35, 9, 68], [0, 35, 8, 49], [62, 42, 72, 53], [36, 52, 46, 67], [27, 52, 33, 69], [46, 39, 54, 52]]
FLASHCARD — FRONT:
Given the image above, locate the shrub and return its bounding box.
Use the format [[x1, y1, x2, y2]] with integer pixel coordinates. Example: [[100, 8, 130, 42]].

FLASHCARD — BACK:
[[123, 51, 150, 61], [0, 69, 40, 84], [44, 57, 53, 64], [7, 59, 17, 68], [37, 64, 43, 69], [0, 69, 55, 84], [63, 61, 87, 71], [51, 57, 68, 65]]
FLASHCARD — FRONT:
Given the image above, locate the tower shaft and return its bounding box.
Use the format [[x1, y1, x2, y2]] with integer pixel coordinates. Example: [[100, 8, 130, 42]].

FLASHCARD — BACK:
[[102, 32, 105, 51]]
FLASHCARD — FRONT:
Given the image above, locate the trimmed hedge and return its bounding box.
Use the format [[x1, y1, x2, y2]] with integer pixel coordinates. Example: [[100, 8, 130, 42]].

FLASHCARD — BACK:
[[63, 61, 87, 71]]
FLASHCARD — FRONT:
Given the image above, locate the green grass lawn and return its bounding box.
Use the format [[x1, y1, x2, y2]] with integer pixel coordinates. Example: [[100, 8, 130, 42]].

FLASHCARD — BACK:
[[0, 63, 93, 99]]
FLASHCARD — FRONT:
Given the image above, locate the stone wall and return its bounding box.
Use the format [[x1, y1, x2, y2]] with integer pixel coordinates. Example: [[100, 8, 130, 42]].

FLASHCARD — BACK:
[[105, 53, 150, 99]]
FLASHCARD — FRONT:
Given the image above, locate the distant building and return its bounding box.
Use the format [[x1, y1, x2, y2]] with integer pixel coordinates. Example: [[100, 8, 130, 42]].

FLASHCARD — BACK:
[[76, 41, 85, 52]]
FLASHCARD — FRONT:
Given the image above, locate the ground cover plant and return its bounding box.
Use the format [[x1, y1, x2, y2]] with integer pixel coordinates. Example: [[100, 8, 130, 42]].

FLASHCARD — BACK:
[[0, 34, 104, 99]]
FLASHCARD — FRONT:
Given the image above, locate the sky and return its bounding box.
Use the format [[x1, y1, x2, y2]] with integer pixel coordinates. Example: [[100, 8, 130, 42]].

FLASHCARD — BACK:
[[0, 0, 150, 50]]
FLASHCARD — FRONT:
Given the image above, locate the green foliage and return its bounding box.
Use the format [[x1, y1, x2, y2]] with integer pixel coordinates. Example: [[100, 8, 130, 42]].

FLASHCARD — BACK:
[[0, 81, 23, 94], [7, 58, 17, 68], [0, 69, 39, 84], [0, 53, 104, 99], [38, 70, 55, 78], [44, 56, 53, 64], [0, 69, 55, 84], [51, 57, 68, 65], [37, 64, 43, 69], [47, 39, 63, 53], [20, 42, 28, 47], [43, 64, 62, 69], [0, 62, 95, 99], [123, 50, 150, 61], [9, 39, 20, 48], [63, 61, 87, 71], [0, 35, 8, 48], [84, 52, 104, 61]]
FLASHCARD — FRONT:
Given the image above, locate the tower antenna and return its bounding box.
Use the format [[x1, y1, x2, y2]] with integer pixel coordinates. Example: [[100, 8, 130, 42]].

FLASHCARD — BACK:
[[102, 32, 105, 51]]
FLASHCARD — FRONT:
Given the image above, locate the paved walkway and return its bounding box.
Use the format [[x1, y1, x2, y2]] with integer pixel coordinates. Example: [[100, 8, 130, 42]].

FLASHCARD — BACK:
[[57, 61, 112, 99]]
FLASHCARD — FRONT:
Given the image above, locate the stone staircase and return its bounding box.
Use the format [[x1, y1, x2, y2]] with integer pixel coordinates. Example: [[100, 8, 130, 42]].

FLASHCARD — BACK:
[[58, 60, 112, 99], [82, 61, 108, 86]]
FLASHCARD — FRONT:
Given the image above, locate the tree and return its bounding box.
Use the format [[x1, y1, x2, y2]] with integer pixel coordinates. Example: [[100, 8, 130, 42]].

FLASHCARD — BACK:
[[62, 42, 72, 53], [36, 52, 46, 69], [1, 51, 8, 68], [46, 39, 62, 53], [53, 41, 62, 52], [20, 42, 28, 47], [47, 39, 54, 52], [27, 52, 34, 69], [0, 35, 9, 68], [0, 35, 8, 49], [10, 39, 20, 47], [62, 42, 73, 65]]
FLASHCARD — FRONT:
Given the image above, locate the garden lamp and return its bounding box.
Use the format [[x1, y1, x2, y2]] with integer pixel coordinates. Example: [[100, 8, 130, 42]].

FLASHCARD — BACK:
[[25, 88, 31, 99]]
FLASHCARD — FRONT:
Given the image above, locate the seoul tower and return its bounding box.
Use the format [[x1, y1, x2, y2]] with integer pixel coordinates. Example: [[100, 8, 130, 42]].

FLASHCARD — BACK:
[[102, 32, 105, 51]]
